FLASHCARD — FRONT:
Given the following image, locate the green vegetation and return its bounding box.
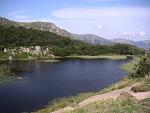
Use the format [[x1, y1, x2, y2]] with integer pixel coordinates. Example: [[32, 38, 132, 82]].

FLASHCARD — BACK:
[[36, 56, 150, 113], [120, 57, 140, 72], [67, 98, 150, 113], [131, 76, 150, 93], [0, 52, 9, 60], [50, 44, 142, 57], [129, 56, 150, 78], [0, 52, 37, 60], [0, 64, 22, 84], [0, 24, 148, 113], [65, 55, 127, 60], [0, 25, 84, 50], [36, 93, 97, 113], [0, 25, 143, 57], [39, 59, 60, 63]]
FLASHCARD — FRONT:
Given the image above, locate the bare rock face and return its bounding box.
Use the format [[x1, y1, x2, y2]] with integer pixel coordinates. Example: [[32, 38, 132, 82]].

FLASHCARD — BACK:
[[119, 91, 134, 99], [8, 56, 13, 61]]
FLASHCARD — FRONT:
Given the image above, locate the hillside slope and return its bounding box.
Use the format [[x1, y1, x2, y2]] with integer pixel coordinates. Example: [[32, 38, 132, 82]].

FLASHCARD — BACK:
[[112, 38, 150, 49], [0, 17, 72, 37], [0, 17, 150, 49]]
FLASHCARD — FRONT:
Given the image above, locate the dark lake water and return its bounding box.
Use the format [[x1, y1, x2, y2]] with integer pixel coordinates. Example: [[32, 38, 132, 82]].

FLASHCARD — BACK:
[[0, 59, 128, 113]]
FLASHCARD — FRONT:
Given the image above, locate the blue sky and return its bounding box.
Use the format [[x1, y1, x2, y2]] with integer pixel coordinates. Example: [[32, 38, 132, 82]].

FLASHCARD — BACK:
[[0, 0, 150, 41]]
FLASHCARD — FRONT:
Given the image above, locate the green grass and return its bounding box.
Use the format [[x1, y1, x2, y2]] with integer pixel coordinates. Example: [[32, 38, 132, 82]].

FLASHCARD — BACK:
[[35, 77, 144, 113], [35, 57, 141, 113], [120, 57, 140, 73], [35, 93, 97, 113], [38, 59, 60, 63], [0, 52, 127, 61], [67, 98, 150, 113], [131, 76, 150, 93], [99, 77, 138, 94], [35, 76, 150, 113], [66, 55, 127, 60], [0, 52, 9, 60]]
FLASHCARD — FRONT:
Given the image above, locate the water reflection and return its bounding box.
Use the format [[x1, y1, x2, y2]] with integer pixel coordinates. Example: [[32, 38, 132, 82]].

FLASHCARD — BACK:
[[0, 59, 128, 113]]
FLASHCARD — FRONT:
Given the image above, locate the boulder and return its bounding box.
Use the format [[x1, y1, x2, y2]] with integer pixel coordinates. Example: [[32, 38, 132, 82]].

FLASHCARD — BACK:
[[119, 91, 134, 99]]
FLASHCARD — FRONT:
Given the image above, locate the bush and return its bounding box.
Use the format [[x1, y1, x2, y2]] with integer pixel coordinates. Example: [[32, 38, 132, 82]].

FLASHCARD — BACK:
[[129, 56, 150, 78], [131, 84, 145, 93]]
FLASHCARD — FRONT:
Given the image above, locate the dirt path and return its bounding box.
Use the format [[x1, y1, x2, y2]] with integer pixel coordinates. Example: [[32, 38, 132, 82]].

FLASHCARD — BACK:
[[51, 107, 75, 113], [78, 87, 132, 107], [51, 87, 150, 113]]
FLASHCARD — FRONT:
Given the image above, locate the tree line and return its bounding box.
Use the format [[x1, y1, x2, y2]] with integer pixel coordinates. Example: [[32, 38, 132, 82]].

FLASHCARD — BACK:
[[0, 25, 143, 56]]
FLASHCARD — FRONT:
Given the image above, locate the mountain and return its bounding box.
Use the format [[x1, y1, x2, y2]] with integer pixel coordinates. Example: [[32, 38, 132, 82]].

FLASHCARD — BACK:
[[0, 17, 112, 45], [0, 17, 72, 37], [73, 34, 112, 45], [135, 40, 150, 49], [111, 38, 135, 45], [111, 38, 150, 49], [0, 17, 149, 49]]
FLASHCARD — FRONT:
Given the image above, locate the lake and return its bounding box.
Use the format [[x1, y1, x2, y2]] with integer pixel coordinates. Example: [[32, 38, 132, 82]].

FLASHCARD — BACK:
[[0, 59, 128, 113]]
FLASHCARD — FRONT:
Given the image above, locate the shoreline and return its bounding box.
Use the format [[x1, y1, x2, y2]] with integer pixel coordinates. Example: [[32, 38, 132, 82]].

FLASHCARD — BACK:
[[0, 55, 129, 62], [35, 57, 138, 113], [0, 55, 141, 113], [65, 55, 128, 60], [0, 55, 131, 86]]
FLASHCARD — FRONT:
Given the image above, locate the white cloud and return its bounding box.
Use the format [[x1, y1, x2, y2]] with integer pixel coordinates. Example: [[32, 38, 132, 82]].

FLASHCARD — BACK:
[[139, 30, 146, 36], [85, 0, 115, 2], [51, 7, 150, 20], [37, 18, 54, 22], [14, 15, 30, 19], [97, 25, 102, 30], [122, 32, 134, 37], [14, 18, 55, 23], [8, 10, 28, 16], [8, 10, 31, 20]]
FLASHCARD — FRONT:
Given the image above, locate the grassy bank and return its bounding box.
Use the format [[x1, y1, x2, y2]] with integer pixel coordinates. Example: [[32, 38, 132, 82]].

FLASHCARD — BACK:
[[0, 54, 127, 62], [68, 98, 150, 113], [35, 78, 140, 113], [65, 56, 150, 113], [35, 57, 138, 113], [0, 55, 127, 60], [66, 55, 127, 60], [120, 56, 140, 73], [39, 59, 60, 63], [36, 56, 150, 113], [0, 52, 61, 62], [36, 76, 150, 113]]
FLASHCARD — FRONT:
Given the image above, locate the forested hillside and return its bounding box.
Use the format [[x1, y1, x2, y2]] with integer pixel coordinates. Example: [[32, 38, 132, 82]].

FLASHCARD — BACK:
[[0, 17, 72, 37], [0, 25, 84, 48], [0, 25, 143, 56]]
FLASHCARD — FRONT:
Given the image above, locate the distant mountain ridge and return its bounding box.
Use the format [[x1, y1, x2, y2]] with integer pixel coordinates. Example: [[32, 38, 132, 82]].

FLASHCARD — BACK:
[[0, 17, 150, 49], [111, 38, 150, 49], [111, 38, 135, 45], [73, 34, 112, 45], [0, 17, 113, 45], [0, 17, 72, 37]]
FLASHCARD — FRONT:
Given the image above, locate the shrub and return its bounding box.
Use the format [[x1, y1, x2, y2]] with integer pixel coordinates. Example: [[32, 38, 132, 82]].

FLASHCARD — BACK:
[[129, 56, 150, 78]]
